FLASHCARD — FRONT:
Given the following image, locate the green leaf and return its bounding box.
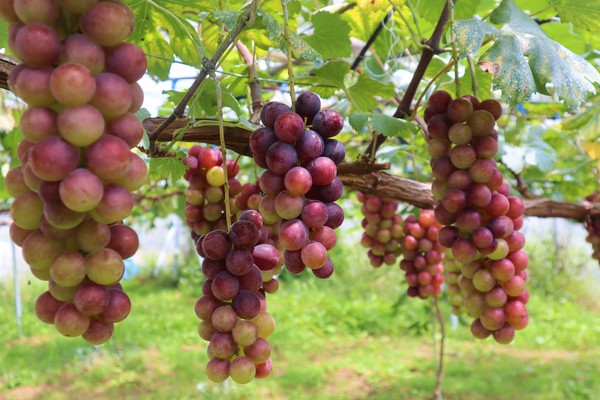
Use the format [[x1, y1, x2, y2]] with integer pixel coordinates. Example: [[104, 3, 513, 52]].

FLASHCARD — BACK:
[[259, 11, 322, 62], [452, 20, 499, 58], [479, 36, 536, 105], [310, 61, 350, 89], [471, 0, 600, 109], [213, 10, 240, 30], [562, 103, 600, 140], [0, 21, 7, 51], [418, 0, 446, 24], [348, 113, 369, 132], [135, 108, 152, 123], [371, 114, 418, 138], [549, 0, 600, 33], [128, 0, 203, 78], [304, 12, 352, 59], [347, 73, 396, 112], [149, 156, 187, 181]]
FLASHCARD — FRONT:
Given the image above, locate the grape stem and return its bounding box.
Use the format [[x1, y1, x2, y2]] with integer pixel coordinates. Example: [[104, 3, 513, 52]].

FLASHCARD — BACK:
[[281, 0, 296, 110], [498, 160, 536, 199], [432, 296, 446, 400], [146, 0, 260, 155], [213, 70, 232, 231], [467, 54, 478, 96], [364, 0, 457, 158]]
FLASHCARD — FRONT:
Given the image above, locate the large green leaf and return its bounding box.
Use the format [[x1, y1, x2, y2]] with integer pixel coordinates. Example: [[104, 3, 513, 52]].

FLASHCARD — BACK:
[[549, 0, 600, 32], [478, 36, 536, 105], [347, 73, 395, 112], [371, 113, 418, 138], [127, 0, 204, 79], [454, 0, 600, 109], [305, 12, 352, 59], [149, 156, 187, 182], [258, 11, 322, 62]]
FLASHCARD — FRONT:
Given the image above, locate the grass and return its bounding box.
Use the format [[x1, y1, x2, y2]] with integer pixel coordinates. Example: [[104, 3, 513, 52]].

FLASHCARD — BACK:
[[1, 240, 599, 400]]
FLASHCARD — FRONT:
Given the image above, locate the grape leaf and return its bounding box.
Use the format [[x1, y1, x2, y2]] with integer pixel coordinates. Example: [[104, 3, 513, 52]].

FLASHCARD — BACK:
[[258, 12, 322, 62], [452, 20, 499, 58], [371, 114, 418, 138], [347, 73, 396, 112], [562, 102, 600, 140], [128, 0, 204, 78], [304, 12, 352, 59], [348, 113, 369, 132], [454, 0, 600, 109], [549, 0, 600, 32], [149, 156, 187, 181], [478, 35, 536, 106]]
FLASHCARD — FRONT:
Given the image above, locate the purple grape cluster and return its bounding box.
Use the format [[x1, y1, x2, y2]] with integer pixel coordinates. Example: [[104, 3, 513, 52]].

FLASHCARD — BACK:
[[4, 0, 145, 344], [249, 92, 346, 278], [194, 215, 278, 383], [426, 91, 529, 344], [357, 192, 403, 267]]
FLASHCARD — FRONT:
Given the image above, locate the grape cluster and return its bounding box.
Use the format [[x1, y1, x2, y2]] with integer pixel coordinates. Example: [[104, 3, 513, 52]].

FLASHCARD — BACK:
[[4, 1, 146, 343], [399, 210, 445, 298], [249, 92, 346, 278], [183, 146, 241, 237], [357, 193, 403, 267], [425, 91, 529, 344], [194, 216, 277, 383], [585, 193, 600, 264]]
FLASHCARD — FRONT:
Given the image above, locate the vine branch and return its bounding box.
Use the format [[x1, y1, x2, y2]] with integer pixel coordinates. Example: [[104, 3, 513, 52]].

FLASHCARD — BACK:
[[350, 9, 394, 71], [141, 116, 600, 221], [365, 0, 456, 157], [146, 0, 259, 155]]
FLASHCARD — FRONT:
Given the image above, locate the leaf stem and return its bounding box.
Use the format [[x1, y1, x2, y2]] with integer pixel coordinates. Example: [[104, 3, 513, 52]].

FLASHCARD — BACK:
[[281, 0, 296, 109], [467, 54, 478, 96], [147, 0, 260, 155]]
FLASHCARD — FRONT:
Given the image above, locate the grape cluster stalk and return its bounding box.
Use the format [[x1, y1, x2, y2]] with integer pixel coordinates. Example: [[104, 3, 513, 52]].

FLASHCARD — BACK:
[[183, 146, 242, 237], [399, 210, 445, 298], [358, 193, 403, 267], [249, 92, 346, 278], [4, 0, 147, 343], [585, 193, 600, 264], [194, 216, 277, 383], [426, 91, 529, 344]]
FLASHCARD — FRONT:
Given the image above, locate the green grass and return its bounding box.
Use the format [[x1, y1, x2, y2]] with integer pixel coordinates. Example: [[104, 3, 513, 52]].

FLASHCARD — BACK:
[[1, 241, 599, 399]]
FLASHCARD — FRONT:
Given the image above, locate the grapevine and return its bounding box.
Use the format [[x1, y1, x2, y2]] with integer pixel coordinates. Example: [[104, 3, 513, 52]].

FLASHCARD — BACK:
[[585, 193, 600, 265]]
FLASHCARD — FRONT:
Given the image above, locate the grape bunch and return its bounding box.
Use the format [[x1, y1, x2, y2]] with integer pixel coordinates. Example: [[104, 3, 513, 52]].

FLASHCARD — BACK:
[[425, 90, 529, 344], [235, 182, 283, 294], [183, 145, 242, 237], [399, 210, 445, 298], [249, 92, 346, 278], [3, 0, 146, 343], [584, 192, 600, 264], [357, 192, 403, 267], [194, 216, 278, 383]]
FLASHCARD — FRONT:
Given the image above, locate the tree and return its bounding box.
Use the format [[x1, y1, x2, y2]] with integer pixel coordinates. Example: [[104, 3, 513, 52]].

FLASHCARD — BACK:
[[1, 0, 599, 394]]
